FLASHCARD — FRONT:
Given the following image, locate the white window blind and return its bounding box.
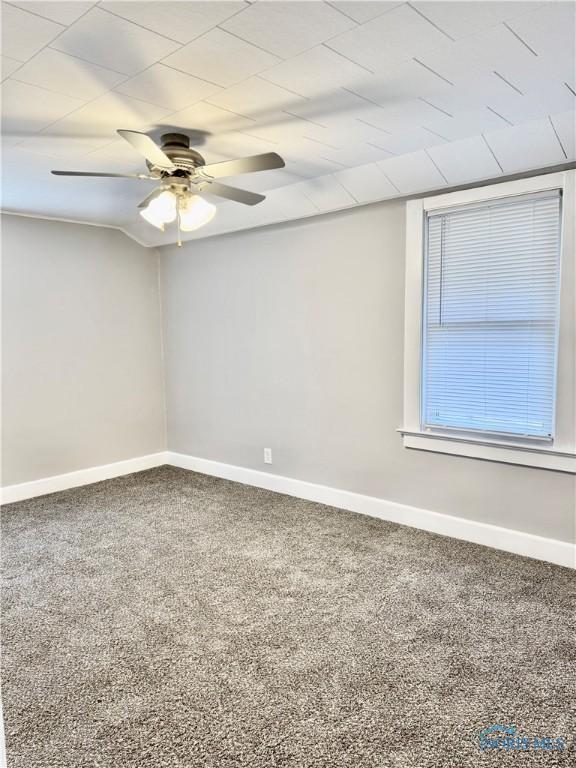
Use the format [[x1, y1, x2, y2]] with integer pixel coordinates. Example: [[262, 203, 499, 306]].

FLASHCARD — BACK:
[[422, 190, 562, 440]]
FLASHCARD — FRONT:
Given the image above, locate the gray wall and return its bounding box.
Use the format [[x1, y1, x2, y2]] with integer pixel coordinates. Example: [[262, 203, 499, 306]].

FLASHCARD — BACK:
[[160, 202, 575, 544], [1, 215, 165, 485]]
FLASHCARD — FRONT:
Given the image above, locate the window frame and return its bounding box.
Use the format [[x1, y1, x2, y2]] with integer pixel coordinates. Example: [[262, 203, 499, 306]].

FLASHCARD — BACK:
[[400, 170, 575, 473]]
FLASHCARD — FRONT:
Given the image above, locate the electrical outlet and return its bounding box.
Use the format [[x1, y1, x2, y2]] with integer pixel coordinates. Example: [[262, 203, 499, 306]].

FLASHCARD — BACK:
[[264, 447, 272, 464]]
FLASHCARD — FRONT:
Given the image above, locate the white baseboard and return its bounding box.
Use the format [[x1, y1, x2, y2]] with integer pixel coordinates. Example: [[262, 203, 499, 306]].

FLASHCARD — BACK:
[[2, 450, 573, 569], [167, 452, 575, 569], [0, 452, 169, 505]]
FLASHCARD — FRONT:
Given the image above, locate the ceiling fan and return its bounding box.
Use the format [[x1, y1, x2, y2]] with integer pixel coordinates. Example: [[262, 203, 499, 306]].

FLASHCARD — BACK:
[[51, 130, 285, 243]]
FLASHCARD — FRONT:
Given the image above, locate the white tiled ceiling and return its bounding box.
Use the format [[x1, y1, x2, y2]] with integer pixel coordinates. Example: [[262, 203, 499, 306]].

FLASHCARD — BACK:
[[296, 174, 356, 211], [115, 64, 222, 111], [220, 0, 355, 58], [335, 162, 398, 202], [2, 79, 84, 137], [1, 56, 23, 80], [426, 134, 503, 184], [51, 7, 181, 74], [1, 3, 64, 61], [484, 116, 567, 172], [326, 4, 451, 72], [12, 47, 127, 100], [162, 27, 280, 86], [329, 1, 402, 24], [206, 77, 303, 116], [377, 149, 447, 193], [551, 110, 576, 158], [11, 2, 96, 26], [410, 1, 541, 40], [99, 1, 247, 45], [260, 44, 369, 97], [1, 0, 574, 247]]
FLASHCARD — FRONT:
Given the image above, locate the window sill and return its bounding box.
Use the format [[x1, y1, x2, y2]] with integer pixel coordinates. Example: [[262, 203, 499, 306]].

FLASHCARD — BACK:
[[398, 429, 576, 473]]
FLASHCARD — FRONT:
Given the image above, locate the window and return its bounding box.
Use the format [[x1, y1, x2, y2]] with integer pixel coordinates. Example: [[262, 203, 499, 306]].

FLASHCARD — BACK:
[[423, 191, 561, 441], [401, 172, 575, 472]]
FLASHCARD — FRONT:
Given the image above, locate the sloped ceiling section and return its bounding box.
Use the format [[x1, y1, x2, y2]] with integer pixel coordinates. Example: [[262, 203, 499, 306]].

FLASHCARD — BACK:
[[1, 0, 575, 246]]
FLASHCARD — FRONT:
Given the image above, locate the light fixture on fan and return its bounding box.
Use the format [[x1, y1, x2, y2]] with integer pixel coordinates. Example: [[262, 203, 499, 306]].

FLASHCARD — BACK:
[[178, 195, 216, 232], [139, 190, 177, 231], [139, 188, 216, 236]]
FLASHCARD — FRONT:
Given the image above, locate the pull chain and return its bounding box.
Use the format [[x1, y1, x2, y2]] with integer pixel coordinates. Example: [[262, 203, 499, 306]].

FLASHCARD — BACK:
[[177, 196, 182, 247]]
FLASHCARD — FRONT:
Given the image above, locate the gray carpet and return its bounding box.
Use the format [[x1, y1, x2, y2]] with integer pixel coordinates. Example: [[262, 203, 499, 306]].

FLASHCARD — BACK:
[[2, 466, 575, 767]]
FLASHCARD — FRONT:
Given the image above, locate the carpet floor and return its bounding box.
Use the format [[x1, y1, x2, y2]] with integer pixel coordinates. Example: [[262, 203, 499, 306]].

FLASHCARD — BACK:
[[2, 466, 575, 767]]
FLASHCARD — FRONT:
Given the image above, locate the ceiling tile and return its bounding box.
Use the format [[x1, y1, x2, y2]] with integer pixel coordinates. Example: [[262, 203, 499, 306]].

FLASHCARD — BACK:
[[420, 20, 574, 96], [484, 117, 567, 173], [162, 28, 280, 87], [280, 90, 440, 137], [267, 184, 319, 219], [99, 1, 246, 45], [260, 44, 370, 98], [426, 135, 503, 184], [374, 126, 445, 155], [220, 167, 304, 194], [295, 175, 356, 212], [441, 24, 542, 92], [221, 0, 355, 58], [51, 8, 180, 75], [318, 141, 394, 168], [327, 3, 450, 73], [507, 2, 576, 63], [205, 130, 281, 163], [411, 2, 541, 41], [279, 89, 393, 137], [290, 104, 395, 148], [411, 39, 490, 88], [471, 79, 575, 128], [1, 79, 84, 139], [11, 2, 96, 26], [73, 138, 144, 170], [335, 162, 397, 202], [419, 71, 526, 117], [16, 133, 117, 160], [550, 110, 576, 160], [11, 48, 126, 101], [1, 4, 64, 63], [58, 134, 144, 173], [115, 64, 221, 111], [377, 150, 447, 193], [511, 82, 575, 123], [239, 110, 327, 147], [207, 77, 304, 119], [354, 98, 450, 132], [167, 101, 256, 137], [278, 149, 348, 177], [217, 125, 280, 152], [39, 92, 171, 149], [349, 59, 452, 104], [422, 107, 507, 141], [1, 56, 23, 81], [328, 2, 403, 24]]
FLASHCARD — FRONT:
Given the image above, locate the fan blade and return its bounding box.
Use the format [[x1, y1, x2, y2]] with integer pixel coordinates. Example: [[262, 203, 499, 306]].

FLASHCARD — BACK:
[[138, 188, 163, 209], [198, 152, 285, 180], [51, 170, 154, 178], [199, 181, 265, 206], [117, 130, 176, 171]]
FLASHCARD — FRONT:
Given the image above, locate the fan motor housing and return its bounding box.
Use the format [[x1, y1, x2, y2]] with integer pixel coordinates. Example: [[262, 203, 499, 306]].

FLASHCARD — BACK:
[[146, 132, 206, 175]]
